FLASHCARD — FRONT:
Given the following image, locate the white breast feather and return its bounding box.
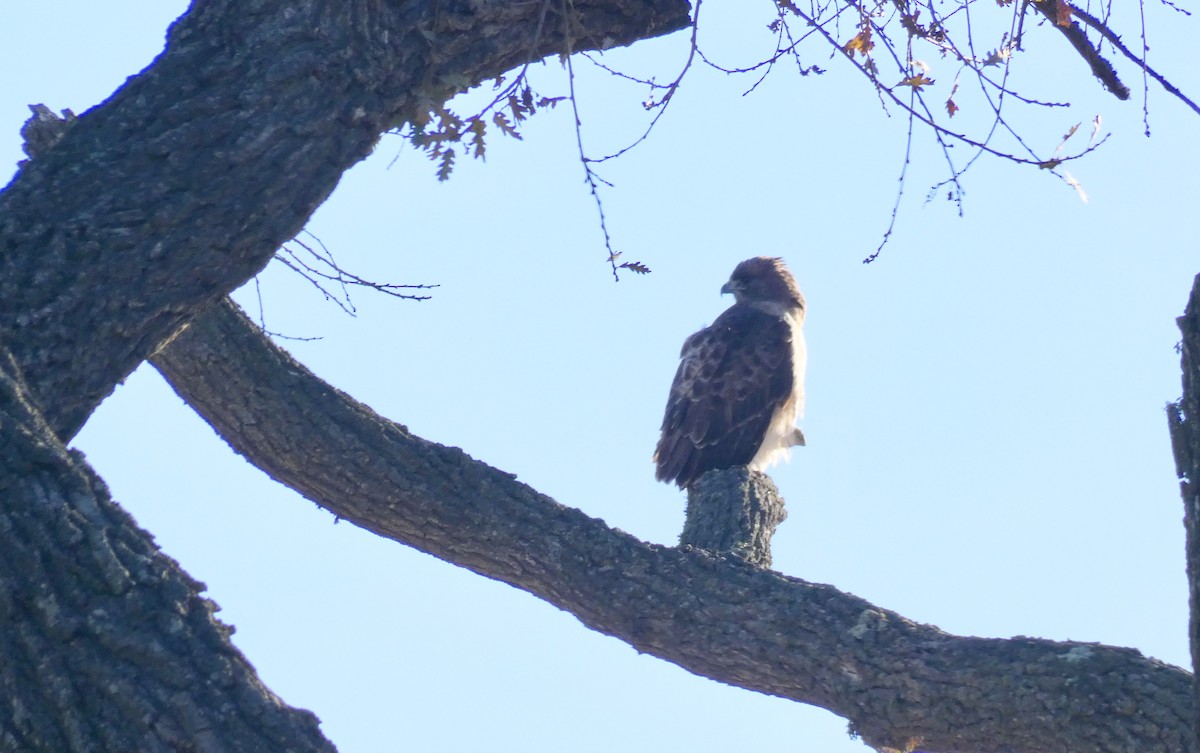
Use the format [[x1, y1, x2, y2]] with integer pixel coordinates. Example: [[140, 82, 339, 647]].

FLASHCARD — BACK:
[[748, 310, 806, 471]]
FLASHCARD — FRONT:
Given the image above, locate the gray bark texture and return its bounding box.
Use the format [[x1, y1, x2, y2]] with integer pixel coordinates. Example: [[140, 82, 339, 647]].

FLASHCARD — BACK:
[[680, 467, 787, 567], [1169, 273, 1200, 753], [0, 0, 688, 750], [0, 349, 333, 753], [151, 298, 1195, 753]]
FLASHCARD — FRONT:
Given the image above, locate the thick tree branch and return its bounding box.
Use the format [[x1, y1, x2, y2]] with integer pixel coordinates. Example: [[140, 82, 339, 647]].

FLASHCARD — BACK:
[[153, 299, 1193, 753], [1031, 0, 1131, 100], [0, 0, 690, 442], [0, 348, 336, 753], [1066, 5, 1200, 117], [1169, 273, 1200, 753]]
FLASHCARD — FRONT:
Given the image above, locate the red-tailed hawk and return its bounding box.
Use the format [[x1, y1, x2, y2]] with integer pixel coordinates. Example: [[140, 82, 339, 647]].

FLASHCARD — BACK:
[[654, 257, 807, 488]]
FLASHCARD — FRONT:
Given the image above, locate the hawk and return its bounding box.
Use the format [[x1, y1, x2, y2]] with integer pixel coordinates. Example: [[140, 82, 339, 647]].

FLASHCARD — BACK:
[[654, 257, 807, 488]]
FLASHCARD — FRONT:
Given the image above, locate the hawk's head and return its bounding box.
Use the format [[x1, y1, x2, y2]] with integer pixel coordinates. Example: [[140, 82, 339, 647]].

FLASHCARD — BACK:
[[721, 257, 805, 315]]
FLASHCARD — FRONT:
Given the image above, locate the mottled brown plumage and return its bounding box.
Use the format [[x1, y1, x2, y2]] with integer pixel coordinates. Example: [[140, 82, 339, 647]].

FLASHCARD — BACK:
[[654, 258, 807, 488]]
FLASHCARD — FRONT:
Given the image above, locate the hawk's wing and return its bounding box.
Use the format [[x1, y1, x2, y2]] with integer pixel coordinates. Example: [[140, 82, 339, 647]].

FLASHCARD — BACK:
[[654, 305, 796, 488]]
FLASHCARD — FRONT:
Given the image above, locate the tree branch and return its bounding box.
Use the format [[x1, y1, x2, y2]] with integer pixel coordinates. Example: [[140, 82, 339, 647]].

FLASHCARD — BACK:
[[153, 299, 1193, 753], [1030, 0, 1131, 100], [1067, 4, 1200, 117], [0, 0, 690, 443]]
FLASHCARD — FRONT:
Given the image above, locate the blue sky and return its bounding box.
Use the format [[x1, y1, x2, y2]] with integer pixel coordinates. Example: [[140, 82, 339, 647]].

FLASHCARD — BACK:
[[3, 2, 1198, 751]]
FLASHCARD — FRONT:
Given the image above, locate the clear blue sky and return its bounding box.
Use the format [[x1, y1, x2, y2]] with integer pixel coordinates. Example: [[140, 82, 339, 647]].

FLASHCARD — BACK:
[[2, 3, 1197, 751]]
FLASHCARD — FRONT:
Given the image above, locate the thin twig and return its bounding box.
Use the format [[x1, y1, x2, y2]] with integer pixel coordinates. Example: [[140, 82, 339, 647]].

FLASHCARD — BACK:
[[588, 0, 702, 164], [864, 89, 918, 264]]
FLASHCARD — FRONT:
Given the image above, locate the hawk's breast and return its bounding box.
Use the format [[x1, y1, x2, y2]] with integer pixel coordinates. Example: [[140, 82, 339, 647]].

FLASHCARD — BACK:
[[748, 308, 806, 471]]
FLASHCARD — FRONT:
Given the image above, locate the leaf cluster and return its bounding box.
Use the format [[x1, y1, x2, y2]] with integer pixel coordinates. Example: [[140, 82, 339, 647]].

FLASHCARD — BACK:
[[407, 81, 566, 182]]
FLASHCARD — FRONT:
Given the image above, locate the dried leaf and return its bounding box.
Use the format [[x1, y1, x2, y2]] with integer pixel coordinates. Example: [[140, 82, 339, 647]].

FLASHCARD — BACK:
[[897, 73, 935, 90], [1053, 122, 1081, 155], [433, 104, 463, 133], [1055, 0, 1073, 26], [437, 148, 456, 182], [843, 27, 874, 57], [982, 47, 1011, 67], [492, 111, 523, 140], [901, 11, 926, 37], [1089, 114, 1102, 144], [508, 94, 526, 122], [468, 119, 486, 160], [945, 75, 960, 116], [620, 261, 652, 275]]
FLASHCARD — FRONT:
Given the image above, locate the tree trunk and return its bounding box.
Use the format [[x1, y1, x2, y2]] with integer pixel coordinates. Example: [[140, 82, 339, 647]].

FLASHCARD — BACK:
[[0, 349, 335, 752], [1169, 273, 1200, 753]]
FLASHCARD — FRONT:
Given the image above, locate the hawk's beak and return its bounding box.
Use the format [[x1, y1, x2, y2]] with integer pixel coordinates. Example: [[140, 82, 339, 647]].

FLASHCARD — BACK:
[[720, 281, 736, 296]]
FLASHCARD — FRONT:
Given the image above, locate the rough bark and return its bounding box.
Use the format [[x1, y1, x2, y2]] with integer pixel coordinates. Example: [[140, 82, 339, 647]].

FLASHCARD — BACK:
[[0, 0, 690, 442], [152, 298, 1194, 753], [1169, 273, 1200, 753], [0, 1, 688, 748], [680, 467, 786, 567], [0, 348, 335, 753], [0, 1, 1191, 750]]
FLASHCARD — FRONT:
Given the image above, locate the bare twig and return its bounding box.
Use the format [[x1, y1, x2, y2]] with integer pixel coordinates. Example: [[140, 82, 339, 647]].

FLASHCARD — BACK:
[[265, 231, 437, 321]]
